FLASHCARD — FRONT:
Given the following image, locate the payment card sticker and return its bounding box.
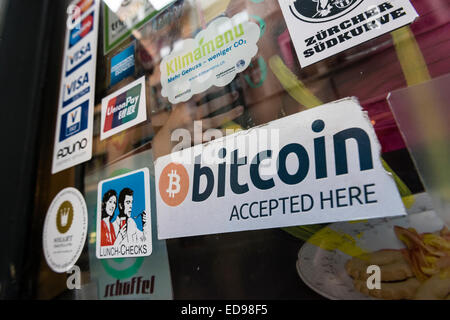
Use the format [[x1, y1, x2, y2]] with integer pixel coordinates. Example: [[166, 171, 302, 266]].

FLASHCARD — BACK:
[[100, 75, 147, 140], [110, 43, 135, 86], [52, 0, 100, 174]]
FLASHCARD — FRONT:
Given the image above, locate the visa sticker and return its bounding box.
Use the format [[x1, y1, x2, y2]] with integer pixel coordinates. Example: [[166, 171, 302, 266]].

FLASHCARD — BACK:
[[65, 41, 92, 77], [62, 71, 90, 107]]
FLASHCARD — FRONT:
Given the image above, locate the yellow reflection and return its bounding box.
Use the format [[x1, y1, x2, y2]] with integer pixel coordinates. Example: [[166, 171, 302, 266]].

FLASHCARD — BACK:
[[197, 0, 231, 23], [89, 232, 97, 244]]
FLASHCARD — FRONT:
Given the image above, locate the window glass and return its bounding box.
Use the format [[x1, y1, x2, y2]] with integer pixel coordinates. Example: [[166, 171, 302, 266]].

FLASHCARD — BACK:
[[34, 0, 450, 300]]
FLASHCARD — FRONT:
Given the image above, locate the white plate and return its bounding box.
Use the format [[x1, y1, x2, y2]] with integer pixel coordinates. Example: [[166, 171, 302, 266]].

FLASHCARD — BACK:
[[296, 209, 444, 300]]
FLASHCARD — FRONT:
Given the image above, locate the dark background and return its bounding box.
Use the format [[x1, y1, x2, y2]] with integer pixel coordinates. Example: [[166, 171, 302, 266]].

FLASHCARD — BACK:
[[0, 0, 67, 299]]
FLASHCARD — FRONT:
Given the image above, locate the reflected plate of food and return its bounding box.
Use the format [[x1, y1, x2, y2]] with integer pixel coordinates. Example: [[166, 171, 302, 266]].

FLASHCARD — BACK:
[[296, 209, 450, 300]]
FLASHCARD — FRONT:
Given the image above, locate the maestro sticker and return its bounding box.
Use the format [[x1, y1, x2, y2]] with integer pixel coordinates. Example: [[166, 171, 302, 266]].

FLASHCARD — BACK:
[[43, 187, 88, 273], [96, 168, 152, 259], [69, 11, 94, 49]]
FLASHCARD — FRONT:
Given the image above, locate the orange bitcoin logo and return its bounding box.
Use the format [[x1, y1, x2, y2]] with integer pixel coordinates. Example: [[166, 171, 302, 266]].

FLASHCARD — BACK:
[[159, 162, 189, 207]]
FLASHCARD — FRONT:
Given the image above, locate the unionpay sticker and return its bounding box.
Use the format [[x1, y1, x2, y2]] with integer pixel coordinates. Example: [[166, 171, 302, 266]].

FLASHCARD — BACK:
[[100, 76, 147, 140], [160, 13, 260, 104], [278, 0, 418, 67]]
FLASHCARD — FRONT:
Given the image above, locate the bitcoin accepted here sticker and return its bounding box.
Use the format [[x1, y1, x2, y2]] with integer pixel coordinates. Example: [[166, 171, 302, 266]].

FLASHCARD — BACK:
[[43, 187, 88, 273], [155, 98, 407, 239], [160, 13, 260, 104], [278, 0, 418, 67]]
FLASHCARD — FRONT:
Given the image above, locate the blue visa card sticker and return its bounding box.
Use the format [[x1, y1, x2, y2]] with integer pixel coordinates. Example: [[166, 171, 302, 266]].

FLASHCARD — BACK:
[[59, 100, 89, 142]]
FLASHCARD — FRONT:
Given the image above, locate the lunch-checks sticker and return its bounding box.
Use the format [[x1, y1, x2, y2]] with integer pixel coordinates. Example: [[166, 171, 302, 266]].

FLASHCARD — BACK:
[[155, 98, 406, 239], [100, 76, 147, 140], [278, 0, 418, 67], [96, 168, 152, 259]]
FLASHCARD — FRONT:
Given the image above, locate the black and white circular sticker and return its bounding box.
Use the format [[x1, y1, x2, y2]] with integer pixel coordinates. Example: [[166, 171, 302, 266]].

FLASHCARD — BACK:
[[43, 187, 88, 273]]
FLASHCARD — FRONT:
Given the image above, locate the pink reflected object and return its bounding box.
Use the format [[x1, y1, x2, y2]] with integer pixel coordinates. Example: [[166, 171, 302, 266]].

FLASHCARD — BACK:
[[388, 73, 450, 226]]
